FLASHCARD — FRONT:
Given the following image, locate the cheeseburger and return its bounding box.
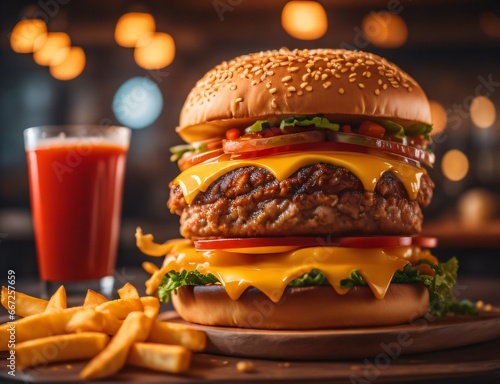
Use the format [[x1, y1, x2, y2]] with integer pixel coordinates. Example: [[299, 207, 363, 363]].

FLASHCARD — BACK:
[[137, 48, 475, 329]]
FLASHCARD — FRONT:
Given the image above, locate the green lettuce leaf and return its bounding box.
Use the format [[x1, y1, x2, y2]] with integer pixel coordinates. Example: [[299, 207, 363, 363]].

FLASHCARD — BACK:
[[157, 270, 218, 302], [156, 257, 478, 317]]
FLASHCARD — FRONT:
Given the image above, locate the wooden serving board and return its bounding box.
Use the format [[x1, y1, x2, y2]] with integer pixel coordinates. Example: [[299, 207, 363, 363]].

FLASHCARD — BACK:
[[160, 308, 500, 360], [2, 309, 500, 383]]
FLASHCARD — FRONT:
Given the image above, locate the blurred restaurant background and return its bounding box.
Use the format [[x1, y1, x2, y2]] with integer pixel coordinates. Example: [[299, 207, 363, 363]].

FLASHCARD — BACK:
[[0, 0, 499, 292]]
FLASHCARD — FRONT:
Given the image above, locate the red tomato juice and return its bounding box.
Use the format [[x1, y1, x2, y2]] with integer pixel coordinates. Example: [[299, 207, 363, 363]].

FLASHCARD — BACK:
[[27, 141, 127, 281]]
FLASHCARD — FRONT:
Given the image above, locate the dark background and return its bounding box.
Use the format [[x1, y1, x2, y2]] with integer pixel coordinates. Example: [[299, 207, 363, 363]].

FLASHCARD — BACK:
[[0, 0, 499, 288]]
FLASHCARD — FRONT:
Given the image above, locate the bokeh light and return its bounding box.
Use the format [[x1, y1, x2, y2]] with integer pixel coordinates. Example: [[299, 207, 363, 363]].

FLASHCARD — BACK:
[[362, 12, 407, 48], [134, 32, 176, 70], [112, 77, 163, 129], [281, 1, 328, 40], [10, 19, 47, 53], [115, 12, 156, 48], [458, 188, 498, 227], [33, 32, 71, 66], [470, 96, 496, 128], [480, 12, 500, 39], [441, 149, 469, 182], [49, 47, 86, 80], [429, 100, 447, 135]]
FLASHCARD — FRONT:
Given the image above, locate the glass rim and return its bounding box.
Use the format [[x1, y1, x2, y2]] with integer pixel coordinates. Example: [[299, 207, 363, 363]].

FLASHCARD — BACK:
[[23, 124, 131, 135], [23, 125, 131, 151]]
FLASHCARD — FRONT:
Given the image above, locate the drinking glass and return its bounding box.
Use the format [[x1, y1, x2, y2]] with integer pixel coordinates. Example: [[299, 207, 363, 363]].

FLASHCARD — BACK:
[[24, 125, 131, 298]]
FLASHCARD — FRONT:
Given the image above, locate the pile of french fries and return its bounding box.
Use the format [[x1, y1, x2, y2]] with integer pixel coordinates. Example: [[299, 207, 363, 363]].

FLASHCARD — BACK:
[[0, 283, 206, 379]]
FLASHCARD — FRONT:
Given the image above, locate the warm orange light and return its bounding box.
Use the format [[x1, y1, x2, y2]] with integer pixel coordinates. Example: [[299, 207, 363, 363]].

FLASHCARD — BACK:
[[115, 12, 156, 48], [33, 32, 71, 66], [362, 12, 407, 48], [134, 32, 175, 70], [429, 100, 447, 134], [470, 96, 496, 129], [49, 46, 86, 80], [442, 149, 469, 182], [10, 19, 47, 53], [281, 1, 328, 40]]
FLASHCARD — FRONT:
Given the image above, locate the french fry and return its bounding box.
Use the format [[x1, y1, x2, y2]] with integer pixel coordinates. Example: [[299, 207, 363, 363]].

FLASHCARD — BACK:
[[148, 321, 206, 352], [0, 306, 95, 350], [80, 311, 153, 379], [44, 285, 67, 312], [117, 283, 140, 299], [1, 285, 207, 379], [95, 298, 143, 320], [83, 289, 108, 306], [142, 261, 159, 275], [140, 296, 160, 319], [16, 332, 109, 370], [66, 308, 123, 335], [127, 342, 191, 374], [1, 286, 48, 317], [145, 262, 173, 296]]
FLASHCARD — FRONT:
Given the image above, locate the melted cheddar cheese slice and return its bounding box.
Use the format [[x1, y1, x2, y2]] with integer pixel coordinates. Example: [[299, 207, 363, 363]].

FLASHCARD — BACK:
[[136, 230, 428, 303], [173, 151, 424, 204]]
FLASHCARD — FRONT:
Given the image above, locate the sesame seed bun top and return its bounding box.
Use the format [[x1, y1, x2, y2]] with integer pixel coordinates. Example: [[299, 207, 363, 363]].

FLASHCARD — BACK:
[[177, 48, 432, 143]]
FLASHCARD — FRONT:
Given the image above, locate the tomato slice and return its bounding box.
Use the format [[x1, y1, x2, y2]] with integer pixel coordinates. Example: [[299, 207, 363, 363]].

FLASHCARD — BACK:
[[178, 148, 224, 171], [223, 131, 326, 154], [225, 130, 433, 167], [326, 132, 434, 166], [411, 236, 438, 248], [337, 236, 412, 248], [232, 141, 422, 168], [194, 236, 414, 253]]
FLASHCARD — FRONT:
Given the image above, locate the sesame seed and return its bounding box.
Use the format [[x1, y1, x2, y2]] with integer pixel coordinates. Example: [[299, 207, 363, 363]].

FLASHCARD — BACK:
[[288, 66, 299, 72], [297, 90, 303, 96], [358, 83, 365, 88], [271, 99, 277, 108], [266, 82, 271, 89], [366, 60, 375, 65], [338, 87, 345, 94], [269, 88, 277, 94], [305, 85, 313, 91], [366, 71, 372, 78], [305, 63, 314, 69], [375, 89, 380, 95], [378, 79, 383, 85], [349, 73, 356, 78], [230, 84, 237, 90], [235, 97, 243, 103], [321, 73, 329, 80], [288, 86, 296, 92], [323, 81, 331, 89], [300, 82, 308, 89], [251, 80, 257, 86], [349, 78, 356, 83], [340, 67, 349, 73], [267, 70, 274, 76], [281, 75, 292, 82], [334, 73, 341, 79], [302, 73, 310, 82], [383, 84, 388, 90], [314, 74, 319, 81]]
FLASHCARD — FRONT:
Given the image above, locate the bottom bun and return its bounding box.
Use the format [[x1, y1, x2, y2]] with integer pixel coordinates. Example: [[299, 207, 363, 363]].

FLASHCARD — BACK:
[[172, 284, 430, 330]]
